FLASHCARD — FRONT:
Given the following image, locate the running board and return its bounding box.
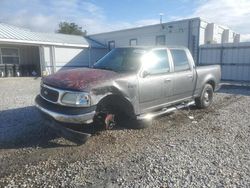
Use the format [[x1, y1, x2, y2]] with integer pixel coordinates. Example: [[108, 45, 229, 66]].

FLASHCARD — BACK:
[[137, 101, 195, 121]]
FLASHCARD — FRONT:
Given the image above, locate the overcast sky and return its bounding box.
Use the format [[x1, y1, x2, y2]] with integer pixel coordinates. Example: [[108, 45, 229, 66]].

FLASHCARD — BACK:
[[0, 0, 250, 41]]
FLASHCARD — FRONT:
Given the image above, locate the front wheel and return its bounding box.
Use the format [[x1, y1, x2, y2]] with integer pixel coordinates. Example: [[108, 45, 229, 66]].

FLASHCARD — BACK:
[[93, 106, 118, 130], [195, 84, 214, 109], [94, 102, 152, 130]]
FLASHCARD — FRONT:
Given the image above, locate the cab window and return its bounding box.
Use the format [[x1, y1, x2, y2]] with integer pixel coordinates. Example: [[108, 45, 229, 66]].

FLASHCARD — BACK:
[[171, 49, 190, 72], [142, 49, 170, 74]]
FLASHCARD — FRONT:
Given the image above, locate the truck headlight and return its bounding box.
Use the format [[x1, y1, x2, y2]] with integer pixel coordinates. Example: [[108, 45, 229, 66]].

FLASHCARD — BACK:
[[61, 92, 91, 107]]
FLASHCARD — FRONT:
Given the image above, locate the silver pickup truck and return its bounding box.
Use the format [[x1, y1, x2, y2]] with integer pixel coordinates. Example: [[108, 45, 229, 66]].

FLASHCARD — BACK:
[[35, 46, 221, 143]]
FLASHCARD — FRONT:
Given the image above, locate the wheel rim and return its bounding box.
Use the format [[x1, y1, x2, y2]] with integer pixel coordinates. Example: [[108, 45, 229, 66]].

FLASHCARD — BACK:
[[104, 114, 116, 130], [204, 88, 213, 105]]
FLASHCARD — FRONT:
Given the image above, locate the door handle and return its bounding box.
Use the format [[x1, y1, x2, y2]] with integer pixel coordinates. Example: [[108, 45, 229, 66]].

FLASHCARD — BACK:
[[164, 79, 171, 83], [187, 75, 193, 79]]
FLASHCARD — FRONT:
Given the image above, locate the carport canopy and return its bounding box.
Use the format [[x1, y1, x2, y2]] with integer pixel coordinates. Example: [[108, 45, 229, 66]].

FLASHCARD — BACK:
[[0, 23, 106, 76]]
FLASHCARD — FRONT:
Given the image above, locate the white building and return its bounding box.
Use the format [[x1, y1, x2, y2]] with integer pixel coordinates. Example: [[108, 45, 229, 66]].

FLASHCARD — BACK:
[[89, 17, 240, 64]]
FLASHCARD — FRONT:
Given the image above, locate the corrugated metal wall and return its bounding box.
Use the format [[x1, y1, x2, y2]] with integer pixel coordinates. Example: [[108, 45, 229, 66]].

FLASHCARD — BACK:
[[54, 47, 107, 72], [199, 43, 250, 81], [54, 47, 90, 72], [41, 46, 108, 74]]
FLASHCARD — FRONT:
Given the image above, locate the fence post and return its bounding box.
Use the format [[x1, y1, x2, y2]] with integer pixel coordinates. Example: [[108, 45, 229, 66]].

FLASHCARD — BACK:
[[220, 46, 224, 65]]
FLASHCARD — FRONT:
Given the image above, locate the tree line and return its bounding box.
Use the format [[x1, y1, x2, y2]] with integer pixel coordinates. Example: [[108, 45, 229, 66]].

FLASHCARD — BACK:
[[56, 21, 87, 36]]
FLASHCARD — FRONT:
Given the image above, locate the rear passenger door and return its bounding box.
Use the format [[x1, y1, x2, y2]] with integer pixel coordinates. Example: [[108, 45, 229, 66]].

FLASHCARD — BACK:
[[170, 49, 196, 101]]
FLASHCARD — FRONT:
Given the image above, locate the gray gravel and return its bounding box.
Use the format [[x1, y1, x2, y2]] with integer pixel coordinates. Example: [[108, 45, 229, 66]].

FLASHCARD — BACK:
[[0, 78, 250, 187], [0, 77, 56, 145]]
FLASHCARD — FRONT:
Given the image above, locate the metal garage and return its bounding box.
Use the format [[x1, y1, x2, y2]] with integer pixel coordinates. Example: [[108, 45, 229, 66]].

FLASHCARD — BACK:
[[0, 23, 107, 77]]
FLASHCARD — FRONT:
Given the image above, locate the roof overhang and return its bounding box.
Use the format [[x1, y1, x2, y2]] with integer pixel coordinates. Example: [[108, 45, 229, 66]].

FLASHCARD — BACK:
[[0, 38, 89, 48]]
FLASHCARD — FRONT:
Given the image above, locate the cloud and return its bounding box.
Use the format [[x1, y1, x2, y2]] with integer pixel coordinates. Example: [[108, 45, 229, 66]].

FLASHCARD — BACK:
[[0, 0, 158, 34], [241, 34, 250, 42], [86, 18, 160, 34], [0, 0, 250, 42], [135, 19, 159, 27], [189, 0, 250, 41], [0, 0, 107, 33]]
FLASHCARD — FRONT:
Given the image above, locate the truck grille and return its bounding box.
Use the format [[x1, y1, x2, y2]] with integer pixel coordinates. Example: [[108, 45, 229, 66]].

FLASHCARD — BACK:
[[40, 85, 59, 103]]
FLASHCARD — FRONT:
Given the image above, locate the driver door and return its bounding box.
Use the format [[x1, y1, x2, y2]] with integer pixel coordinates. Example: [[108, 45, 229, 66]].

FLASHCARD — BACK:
[[138, 49, 172, 114]]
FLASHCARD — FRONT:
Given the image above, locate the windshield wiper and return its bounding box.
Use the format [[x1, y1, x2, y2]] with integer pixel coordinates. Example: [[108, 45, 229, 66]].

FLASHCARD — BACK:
[[93, 66, 116, 71]]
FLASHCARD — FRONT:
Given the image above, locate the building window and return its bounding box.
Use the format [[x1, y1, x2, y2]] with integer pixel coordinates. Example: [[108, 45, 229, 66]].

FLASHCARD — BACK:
[[156, 35, 166, 46], [129, 39, 137, 46], [0, 48, 19, 64], [108, 41, 115, 51]]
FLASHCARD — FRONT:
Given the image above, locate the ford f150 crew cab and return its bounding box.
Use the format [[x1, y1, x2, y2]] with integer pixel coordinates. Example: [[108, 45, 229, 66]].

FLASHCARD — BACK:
[[35, 46, 221, 143]]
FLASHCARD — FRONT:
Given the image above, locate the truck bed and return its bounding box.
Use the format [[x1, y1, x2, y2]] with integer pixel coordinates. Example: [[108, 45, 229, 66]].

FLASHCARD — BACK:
[[195, 65, 221, 96]]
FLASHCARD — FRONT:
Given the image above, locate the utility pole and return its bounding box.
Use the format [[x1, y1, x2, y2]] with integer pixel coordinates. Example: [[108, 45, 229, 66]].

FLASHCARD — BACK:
[[159, 13, 164, 24]]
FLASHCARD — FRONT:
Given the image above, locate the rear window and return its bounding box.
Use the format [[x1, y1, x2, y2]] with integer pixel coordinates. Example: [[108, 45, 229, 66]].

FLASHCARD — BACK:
[[171, 49, 190, 72]]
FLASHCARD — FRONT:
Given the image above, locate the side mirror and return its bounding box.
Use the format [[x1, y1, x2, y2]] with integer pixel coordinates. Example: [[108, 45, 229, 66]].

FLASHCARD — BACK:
[[142, 70, 150, 78]]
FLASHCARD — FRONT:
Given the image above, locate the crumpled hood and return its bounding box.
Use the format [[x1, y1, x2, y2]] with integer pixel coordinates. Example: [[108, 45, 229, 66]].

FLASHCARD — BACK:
[[42, 68, 121, 91]]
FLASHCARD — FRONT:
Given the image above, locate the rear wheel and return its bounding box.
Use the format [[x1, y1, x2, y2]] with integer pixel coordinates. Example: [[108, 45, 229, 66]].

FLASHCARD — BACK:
[[195, 84, 214, 108]]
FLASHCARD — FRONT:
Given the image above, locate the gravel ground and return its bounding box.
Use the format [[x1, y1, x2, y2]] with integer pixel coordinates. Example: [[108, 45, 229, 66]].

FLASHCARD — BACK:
[[0, 78, 250, 187], [0, 77, 53, 145]]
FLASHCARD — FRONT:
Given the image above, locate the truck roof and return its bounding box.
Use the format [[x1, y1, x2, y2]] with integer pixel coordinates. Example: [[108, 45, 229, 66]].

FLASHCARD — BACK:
[[116, 46, 189, 50]]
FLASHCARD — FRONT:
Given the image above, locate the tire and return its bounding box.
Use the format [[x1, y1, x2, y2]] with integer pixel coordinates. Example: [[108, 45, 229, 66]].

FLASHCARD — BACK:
[[195, 84, 214, 109], [93, 105, 118, 130], [94, 102, 152, 130]]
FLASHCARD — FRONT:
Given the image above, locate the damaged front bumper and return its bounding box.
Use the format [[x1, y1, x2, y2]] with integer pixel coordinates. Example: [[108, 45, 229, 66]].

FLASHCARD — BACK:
[[35, 95, 96, 124]]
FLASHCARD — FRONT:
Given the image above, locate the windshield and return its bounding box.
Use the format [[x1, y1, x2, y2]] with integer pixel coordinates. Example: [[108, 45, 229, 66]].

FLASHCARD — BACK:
[[93, 48, 147, 72]]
